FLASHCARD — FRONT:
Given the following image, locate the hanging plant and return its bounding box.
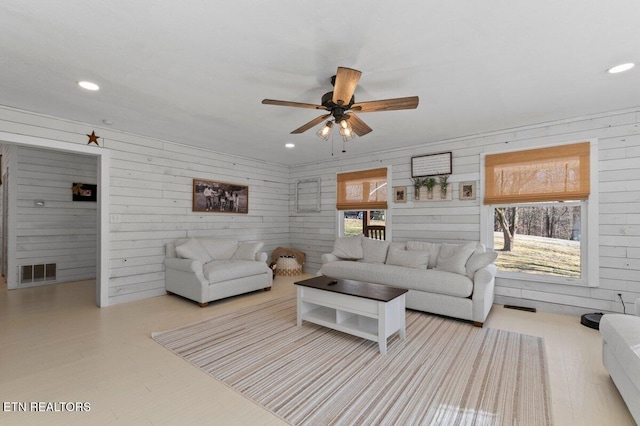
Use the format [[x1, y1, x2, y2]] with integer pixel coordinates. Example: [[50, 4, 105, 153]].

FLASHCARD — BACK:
[[412, 177, 424, 199], [424, 177, 437, 199], [439, 175, 450, 198]]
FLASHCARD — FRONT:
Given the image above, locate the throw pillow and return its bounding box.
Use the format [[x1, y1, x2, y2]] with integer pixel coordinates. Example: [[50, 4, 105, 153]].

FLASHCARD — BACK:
[[231, 241, 264, 261], [385, 246, 429, 269], [331, 235, 364, 260], [435, 242, 476, 275], [466, 251, 498, 278], [361, 237, 390, 264], [406, 241, 441, 269], [175, 238, 213, 263]]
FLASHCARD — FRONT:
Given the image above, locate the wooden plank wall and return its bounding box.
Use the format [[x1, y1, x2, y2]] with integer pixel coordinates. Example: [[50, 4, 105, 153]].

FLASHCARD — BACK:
[[0, 106, 290, 305], [290, 109, 640, 315], [14, 146, 97, 286]]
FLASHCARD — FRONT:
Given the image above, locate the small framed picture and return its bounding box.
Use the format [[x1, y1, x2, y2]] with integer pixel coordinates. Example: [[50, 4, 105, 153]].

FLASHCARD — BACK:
[[72, 182, 97, 202], [393, 186, 407, 203], [459, 181, 476, 200]]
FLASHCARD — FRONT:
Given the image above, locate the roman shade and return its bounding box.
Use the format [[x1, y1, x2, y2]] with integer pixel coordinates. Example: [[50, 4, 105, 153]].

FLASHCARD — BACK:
[[484, 142, 590, 204], [336, 167, 387, 210]]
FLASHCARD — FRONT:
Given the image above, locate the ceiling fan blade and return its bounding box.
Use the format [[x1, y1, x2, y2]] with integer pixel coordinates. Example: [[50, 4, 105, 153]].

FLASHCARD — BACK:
[[262, 99, 327, 110], [351, 96, 419, 112], [291, 114, 332, 134], [332, 67, 362, 106], [345, 113, 372, 137]]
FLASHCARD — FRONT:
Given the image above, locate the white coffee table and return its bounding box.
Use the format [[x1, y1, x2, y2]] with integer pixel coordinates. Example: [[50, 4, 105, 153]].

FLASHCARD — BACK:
[[294, 276, 407, 355]]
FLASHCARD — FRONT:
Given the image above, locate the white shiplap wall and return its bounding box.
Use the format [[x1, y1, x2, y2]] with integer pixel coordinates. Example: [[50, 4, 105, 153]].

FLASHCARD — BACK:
[[2, 104, 639, 313], [0, 106, 290, 305], [14, 146, 97, 287], [290, 109, 640, 316]]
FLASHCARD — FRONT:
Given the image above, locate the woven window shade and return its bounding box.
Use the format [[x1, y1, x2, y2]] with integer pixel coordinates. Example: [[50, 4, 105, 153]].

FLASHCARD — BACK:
[[484, 142, 590, 204], [336, 168, 387, 210]]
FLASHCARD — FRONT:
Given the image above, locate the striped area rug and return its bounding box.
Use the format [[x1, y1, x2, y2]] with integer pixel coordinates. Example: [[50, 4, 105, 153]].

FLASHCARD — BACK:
[[152, 296, 553, 425]]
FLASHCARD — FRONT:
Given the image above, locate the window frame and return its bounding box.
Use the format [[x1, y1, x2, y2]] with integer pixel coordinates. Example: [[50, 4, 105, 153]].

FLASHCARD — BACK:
[[480, 139, 598, 287], [337, 166, 392, 240]]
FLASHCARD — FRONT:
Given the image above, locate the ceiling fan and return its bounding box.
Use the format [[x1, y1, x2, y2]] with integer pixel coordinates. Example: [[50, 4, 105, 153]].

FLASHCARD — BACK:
[[262, 67, 419, 141]]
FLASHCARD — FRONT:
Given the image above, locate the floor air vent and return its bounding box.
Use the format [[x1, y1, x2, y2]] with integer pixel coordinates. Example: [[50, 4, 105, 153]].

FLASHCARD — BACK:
[[20, 263, 57, 284]]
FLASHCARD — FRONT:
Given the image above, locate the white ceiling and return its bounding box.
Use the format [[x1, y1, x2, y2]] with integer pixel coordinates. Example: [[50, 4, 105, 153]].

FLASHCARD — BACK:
[[1, 1, 639, 165]]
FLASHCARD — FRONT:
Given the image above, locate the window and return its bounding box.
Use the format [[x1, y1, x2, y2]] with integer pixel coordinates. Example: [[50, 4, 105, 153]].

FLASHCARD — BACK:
[[482, 141, 597, 285], [337, 168, 388, 239], [492, 202, 584, 279], [342, 210, 386, 236]]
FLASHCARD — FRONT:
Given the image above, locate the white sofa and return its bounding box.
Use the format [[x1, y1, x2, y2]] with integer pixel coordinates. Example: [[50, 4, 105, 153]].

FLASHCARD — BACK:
[[164, 237, 272, 306], [600, 300, 640, 424], [320, 235, 497, 327]]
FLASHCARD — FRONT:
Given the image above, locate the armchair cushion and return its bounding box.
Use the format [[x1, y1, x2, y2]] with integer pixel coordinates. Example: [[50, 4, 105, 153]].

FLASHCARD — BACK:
[[175, 238, 213, 263], [200, 239, 239, 260], [232, 242, 265, 261], [203, 260, 271, 284]]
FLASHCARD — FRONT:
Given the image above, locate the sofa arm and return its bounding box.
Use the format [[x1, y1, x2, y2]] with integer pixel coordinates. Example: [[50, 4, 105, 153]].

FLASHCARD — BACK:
[[256, 252, 268, 262], [474, 263, 497, 287], [164, 257, 204, 275], [321, 253, 340, 264], [471, 263, 497, 324]]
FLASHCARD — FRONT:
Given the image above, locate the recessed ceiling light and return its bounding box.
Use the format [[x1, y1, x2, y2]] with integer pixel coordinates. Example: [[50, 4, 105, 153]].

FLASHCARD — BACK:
[[607, 63, 635, 74], [78, 80, 100, 91], [285, 143, 295, 148]]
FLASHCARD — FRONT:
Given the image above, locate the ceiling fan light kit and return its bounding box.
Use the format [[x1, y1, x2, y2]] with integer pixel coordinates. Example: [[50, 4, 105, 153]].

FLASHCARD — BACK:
[[316, 121, 334, 141], [262, 66, 419, 146]]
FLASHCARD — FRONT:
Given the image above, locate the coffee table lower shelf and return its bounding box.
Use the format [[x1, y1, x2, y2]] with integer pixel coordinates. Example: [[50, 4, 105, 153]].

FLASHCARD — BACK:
[[296, 286, 405, 355]]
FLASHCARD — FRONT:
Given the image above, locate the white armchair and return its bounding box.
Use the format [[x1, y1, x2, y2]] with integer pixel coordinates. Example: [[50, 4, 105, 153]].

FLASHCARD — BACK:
[[164, 238, 272, 307]]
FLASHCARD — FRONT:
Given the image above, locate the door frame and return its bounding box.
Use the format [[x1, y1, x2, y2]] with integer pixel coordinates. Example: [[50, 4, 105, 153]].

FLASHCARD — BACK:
[[0, 131, 110, 307]]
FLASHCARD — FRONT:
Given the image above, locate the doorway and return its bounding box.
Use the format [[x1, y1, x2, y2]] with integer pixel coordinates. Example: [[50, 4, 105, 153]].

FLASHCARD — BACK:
[[0, 131, 109, 307]]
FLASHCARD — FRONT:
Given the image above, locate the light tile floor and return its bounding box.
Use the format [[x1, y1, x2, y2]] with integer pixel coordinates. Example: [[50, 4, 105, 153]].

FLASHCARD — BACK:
[[0, 276, 634, 425]]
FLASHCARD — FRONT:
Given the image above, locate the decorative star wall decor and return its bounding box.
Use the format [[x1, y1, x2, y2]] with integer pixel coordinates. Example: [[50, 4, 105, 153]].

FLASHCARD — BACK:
[[87, 131, 100, 146]]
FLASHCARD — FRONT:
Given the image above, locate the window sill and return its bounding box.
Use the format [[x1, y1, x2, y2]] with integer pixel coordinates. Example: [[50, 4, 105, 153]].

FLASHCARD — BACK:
[[496, 271, 590, 287]]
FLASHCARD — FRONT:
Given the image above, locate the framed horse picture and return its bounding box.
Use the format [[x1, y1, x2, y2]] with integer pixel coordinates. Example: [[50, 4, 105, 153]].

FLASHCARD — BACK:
[[192, 179, 248, 213]]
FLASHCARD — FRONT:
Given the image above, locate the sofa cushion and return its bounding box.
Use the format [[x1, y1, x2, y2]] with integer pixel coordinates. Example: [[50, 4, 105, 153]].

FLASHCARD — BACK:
[[466, 251, 498, 278], [436, 242, 476, 275], [232, 241, 264, 261], [199, 239, 239, 260], [362, 237, 390, 264], [385, 246, 428, 269], [175, 238, 213, 263], [203, 260, 270, 284], [407, 241, 441, 269], [332, 235, 363, 260], [321, 261, 473, 298]]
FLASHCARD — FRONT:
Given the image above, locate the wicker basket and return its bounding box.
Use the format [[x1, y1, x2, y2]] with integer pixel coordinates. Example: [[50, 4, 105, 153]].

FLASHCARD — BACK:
[[276, 256, 302, 276]]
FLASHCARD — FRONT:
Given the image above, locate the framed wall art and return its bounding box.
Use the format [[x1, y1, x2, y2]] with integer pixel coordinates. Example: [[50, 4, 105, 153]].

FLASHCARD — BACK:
[[193, 179, 248, 213], [411, 151, 452, 177], [393, 186, 407, 203], [459, 181, 476, 200], [296, 177, 321, 213], [72, 182, 97, 202]]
